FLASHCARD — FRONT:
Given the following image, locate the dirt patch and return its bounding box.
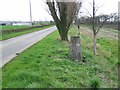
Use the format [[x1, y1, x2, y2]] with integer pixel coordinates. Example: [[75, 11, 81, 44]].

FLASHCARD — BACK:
[[80, 27, 118, 40], [80, 28, 93, 38]]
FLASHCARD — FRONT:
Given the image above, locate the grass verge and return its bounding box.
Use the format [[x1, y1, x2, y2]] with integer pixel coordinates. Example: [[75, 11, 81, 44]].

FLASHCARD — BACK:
[[1, 25, 30, 31], [2, 26, 118, 88], [1, 25, 54, 41]]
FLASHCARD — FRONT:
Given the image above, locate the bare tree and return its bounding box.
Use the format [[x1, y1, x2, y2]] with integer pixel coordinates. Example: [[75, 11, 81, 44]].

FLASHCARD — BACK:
[[46, 0, 82, 41], [84, 0, 116, 55]]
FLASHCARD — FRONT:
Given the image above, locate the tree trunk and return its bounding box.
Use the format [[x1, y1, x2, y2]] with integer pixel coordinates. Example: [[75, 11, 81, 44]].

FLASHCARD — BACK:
[[59, 30, 68, 41], [93, 34, 97, 55], [56, 23, 69, 41], [46, 1, 82, 42]]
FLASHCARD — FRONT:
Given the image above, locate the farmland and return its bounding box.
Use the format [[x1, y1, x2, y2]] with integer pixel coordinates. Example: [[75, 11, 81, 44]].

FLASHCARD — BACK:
[[2, 25, 118, 88], [1, 25, 30, 31]]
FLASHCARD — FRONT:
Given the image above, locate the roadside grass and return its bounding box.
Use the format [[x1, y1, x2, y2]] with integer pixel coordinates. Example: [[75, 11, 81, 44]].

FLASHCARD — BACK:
[[1, 25, 54, 40], [0, 68, 2, 89], [1, 25, 30, 31], [1, 22, 50, 30], [0, 26, 2, 41], [2, 26, 118, 88]]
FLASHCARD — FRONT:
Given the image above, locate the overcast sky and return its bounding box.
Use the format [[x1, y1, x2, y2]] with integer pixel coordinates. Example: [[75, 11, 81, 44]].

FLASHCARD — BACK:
[[0, 0, 119, 21]]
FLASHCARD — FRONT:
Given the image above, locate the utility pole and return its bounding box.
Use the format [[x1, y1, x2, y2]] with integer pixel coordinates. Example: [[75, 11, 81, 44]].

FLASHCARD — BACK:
[[29, 0, 32, 25]]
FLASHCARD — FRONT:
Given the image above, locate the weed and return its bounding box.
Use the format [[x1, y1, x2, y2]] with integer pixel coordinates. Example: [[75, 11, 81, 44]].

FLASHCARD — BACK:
[[90, 78, 100, 88]]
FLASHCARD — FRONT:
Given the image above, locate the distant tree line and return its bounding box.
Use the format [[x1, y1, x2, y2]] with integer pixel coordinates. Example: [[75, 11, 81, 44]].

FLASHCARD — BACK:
[[78, 14, 118, 24]]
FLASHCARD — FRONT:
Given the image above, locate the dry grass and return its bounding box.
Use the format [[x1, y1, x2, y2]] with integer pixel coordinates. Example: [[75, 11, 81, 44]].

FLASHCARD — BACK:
[[80, 27, 118, 40]]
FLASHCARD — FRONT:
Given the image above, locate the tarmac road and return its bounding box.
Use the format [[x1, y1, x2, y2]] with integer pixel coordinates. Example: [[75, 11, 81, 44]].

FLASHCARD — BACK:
[[0, 26, 57, 67]]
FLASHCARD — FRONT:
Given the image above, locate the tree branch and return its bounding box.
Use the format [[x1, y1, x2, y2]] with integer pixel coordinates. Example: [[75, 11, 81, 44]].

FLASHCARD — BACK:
[[82, 7, 93, 17], [96, 13, 116, 34], [46, 1, 60, 23]]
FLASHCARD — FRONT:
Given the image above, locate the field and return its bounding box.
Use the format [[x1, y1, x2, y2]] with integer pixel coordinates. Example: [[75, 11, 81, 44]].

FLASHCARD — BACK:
[[0, 25, 54, 40], [1, 21, 51, 31], [1, 25, 30, 31], [2, 25, 118, 88], [81, 23, 118, 32]]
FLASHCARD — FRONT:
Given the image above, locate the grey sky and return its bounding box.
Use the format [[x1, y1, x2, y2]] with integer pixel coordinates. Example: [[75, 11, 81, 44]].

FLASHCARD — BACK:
[[81, 0, 119, 16], [0, 0, 119, 21]]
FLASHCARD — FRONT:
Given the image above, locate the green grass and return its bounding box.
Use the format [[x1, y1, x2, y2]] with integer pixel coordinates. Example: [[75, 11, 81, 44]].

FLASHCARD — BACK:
[[2, 26, 118, 88], [1, 25, 54, 40], [1, 25, 30, 31], [0, 68, 2, 89], [0, 26, 2, 41]]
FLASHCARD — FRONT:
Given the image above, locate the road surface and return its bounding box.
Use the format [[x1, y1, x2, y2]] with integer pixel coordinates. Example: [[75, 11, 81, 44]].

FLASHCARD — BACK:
[[0, 26, 57, 67]]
